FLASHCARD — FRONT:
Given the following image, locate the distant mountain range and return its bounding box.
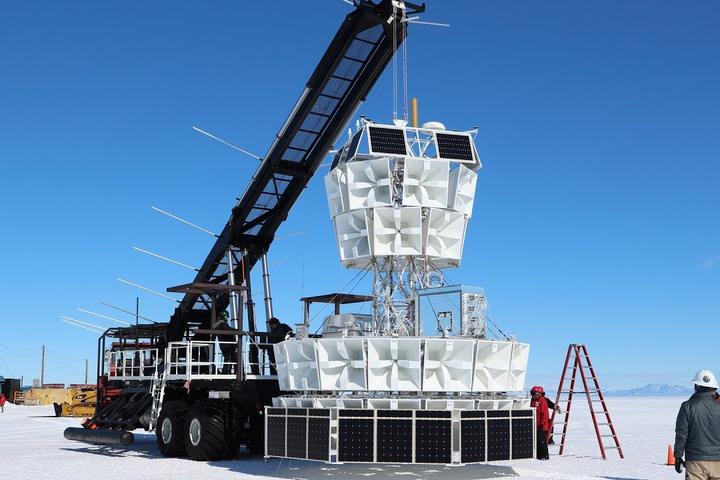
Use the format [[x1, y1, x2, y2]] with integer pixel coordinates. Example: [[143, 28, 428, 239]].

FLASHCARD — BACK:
[[545, 384, 694, 398], [604, 384, 694, 397]]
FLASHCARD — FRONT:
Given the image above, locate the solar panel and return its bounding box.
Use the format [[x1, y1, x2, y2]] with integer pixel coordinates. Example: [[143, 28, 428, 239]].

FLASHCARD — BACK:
[[338, 418, 374, 461], [436, 132, 475, 162], [266, 416, 286, 457], [377, 418, 413, 463], [511, 418, 534, 459], [287, 416, 308, 458], [487, 419, 511, 461], [369, 126, 407, 155], [415, 418, 452, 463], [308, 417, 331, 461], [347, 128, 364, 159], [460, 418, 486, 463]]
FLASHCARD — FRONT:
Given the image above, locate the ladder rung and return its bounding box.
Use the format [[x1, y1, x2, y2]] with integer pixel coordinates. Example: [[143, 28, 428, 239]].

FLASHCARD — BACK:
[[558, 390, 602, 394], [600, 434, 617, 438]]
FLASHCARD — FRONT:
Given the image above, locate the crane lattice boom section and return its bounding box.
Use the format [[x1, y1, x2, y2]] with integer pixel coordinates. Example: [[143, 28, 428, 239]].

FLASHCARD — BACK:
[[169, 1, 424, 339]]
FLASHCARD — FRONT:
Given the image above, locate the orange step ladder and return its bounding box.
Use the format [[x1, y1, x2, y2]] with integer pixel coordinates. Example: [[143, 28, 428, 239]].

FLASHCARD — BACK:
[[549, 344, 624, 459]]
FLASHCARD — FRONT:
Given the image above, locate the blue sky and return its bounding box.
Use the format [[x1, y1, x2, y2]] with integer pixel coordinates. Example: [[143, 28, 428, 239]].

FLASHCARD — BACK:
[[0, 1, 718, 389]]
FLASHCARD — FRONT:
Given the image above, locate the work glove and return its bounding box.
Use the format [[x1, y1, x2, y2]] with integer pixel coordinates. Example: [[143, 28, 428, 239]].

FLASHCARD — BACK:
[[675, 457, 684, 474]]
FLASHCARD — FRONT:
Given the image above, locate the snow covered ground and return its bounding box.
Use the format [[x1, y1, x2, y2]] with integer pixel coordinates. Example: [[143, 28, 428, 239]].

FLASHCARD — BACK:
[[0, 397, 683, 480]]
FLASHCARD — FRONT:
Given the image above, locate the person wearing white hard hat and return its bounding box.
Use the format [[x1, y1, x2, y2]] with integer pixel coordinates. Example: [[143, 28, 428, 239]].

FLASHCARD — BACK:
[[674, 369, 720, 479]]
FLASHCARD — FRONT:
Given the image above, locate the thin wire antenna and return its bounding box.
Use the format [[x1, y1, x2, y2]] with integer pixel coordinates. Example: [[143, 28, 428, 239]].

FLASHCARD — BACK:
[[61, 320, 103, 334], [99, 301, 159, 324], [132, 246, 199, 272], [405, 19, 450, 27], [117, 278, 180, 303], [192, 126, 262, 160], [276, 231, 304, 241], [340, 0, 354, 5], [61, 316, 105, 333], [151, 206, 218, 237], [77, 308, 131, 326]]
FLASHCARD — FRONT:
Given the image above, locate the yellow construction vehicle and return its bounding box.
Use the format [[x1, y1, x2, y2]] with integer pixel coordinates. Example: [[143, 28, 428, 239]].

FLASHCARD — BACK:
[[53, 386, 97, 417]]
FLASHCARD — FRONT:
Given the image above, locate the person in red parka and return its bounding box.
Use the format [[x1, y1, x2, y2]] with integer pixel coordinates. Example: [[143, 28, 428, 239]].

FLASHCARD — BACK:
[[530, 385, 550, 460], [0, 393, 6, 413]]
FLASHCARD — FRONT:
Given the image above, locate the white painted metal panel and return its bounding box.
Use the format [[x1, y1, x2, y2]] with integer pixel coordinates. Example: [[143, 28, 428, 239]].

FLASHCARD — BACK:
[[334, 209, 372, 267], [324, 167, 348, 217], [473, 340, 513, 392], [447, 164, 477, 217], [402, 157, 449, 208], [284, 339, 320, 390], [372, 207, 423, 256], [367, 337, 422, 391], [317, 338, 368, 391], [346, 158, 393, 209], [508, 343, 530, 392], [422, 338, 475, 392], [424, 208, 467, 261]]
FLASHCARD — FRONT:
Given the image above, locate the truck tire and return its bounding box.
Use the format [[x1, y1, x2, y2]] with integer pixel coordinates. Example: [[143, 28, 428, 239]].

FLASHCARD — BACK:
[[185, 400, 240, 461], [156, 401, 189, 457]]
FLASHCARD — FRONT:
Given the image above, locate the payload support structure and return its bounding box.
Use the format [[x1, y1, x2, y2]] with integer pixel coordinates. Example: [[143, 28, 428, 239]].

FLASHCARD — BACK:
[[266, 117, 535, 465]]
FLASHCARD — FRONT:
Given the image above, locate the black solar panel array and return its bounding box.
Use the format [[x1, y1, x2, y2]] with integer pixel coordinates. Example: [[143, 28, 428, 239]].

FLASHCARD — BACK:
[[436, 132, 475, 162], [266, 407, 536, 464], [368, 126, 408, 155], [266, 408, 331, 461]]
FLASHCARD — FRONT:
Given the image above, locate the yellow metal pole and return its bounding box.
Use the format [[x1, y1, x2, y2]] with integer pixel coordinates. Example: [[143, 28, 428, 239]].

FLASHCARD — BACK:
[[411, 98, 419, 128]]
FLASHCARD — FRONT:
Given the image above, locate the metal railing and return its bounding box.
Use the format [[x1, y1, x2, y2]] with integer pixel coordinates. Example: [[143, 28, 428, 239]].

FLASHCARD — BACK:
[[104, 339, 277, 382], [107, 348, 159, 380], [165, 339, 277, 381]]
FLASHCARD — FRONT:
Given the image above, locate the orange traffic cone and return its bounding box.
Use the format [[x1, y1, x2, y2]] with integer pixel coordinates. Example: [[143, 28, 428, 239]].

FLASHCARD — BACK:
[[667, 445, 676, 466]]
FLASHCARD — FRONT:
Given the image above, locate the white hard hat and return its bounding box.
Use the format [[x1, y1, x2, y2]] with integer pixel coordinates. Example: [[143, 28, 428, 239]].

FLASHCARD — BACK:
[[692, 369, 719, 388]]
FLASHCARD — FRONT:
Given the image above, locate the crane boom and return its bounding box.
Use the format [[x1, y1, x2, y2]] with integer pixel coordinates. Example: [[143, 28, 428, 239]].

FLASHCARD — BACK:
[[168, 0, 424, 340]]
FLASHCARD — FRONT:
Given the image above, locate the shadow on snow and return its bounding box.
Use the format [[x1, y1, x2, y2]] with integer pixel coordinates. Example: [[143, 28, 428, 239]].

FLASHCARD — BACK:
[[62, 433, 520, 479]]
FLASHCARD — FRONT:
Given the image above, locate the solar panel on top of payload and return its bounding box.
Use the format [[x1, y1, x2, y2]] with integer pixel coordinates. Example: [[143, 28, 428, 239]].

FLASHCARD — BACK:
[[369, 127, 407, 155], [436, 132, 474, 161]]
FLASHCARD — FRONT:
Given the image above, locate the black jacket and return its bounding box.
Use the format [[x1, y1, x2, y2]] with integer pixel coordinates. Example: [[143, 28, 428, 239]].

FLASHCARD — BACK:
[[675, 391, 720, 461], [267, 323, 293, 344]]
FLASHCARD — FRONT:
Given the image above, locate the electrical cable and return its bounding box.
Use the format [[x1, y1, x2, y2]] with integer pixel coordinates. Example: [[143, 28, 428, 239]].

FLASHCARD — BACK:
[[46, 348, 86, 363], [0, 343, 40, 353], [0, 351, 16, 377], [45, 348, 86, 377], [402, 19, 409, 121], [392, 3, 397, 120]]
